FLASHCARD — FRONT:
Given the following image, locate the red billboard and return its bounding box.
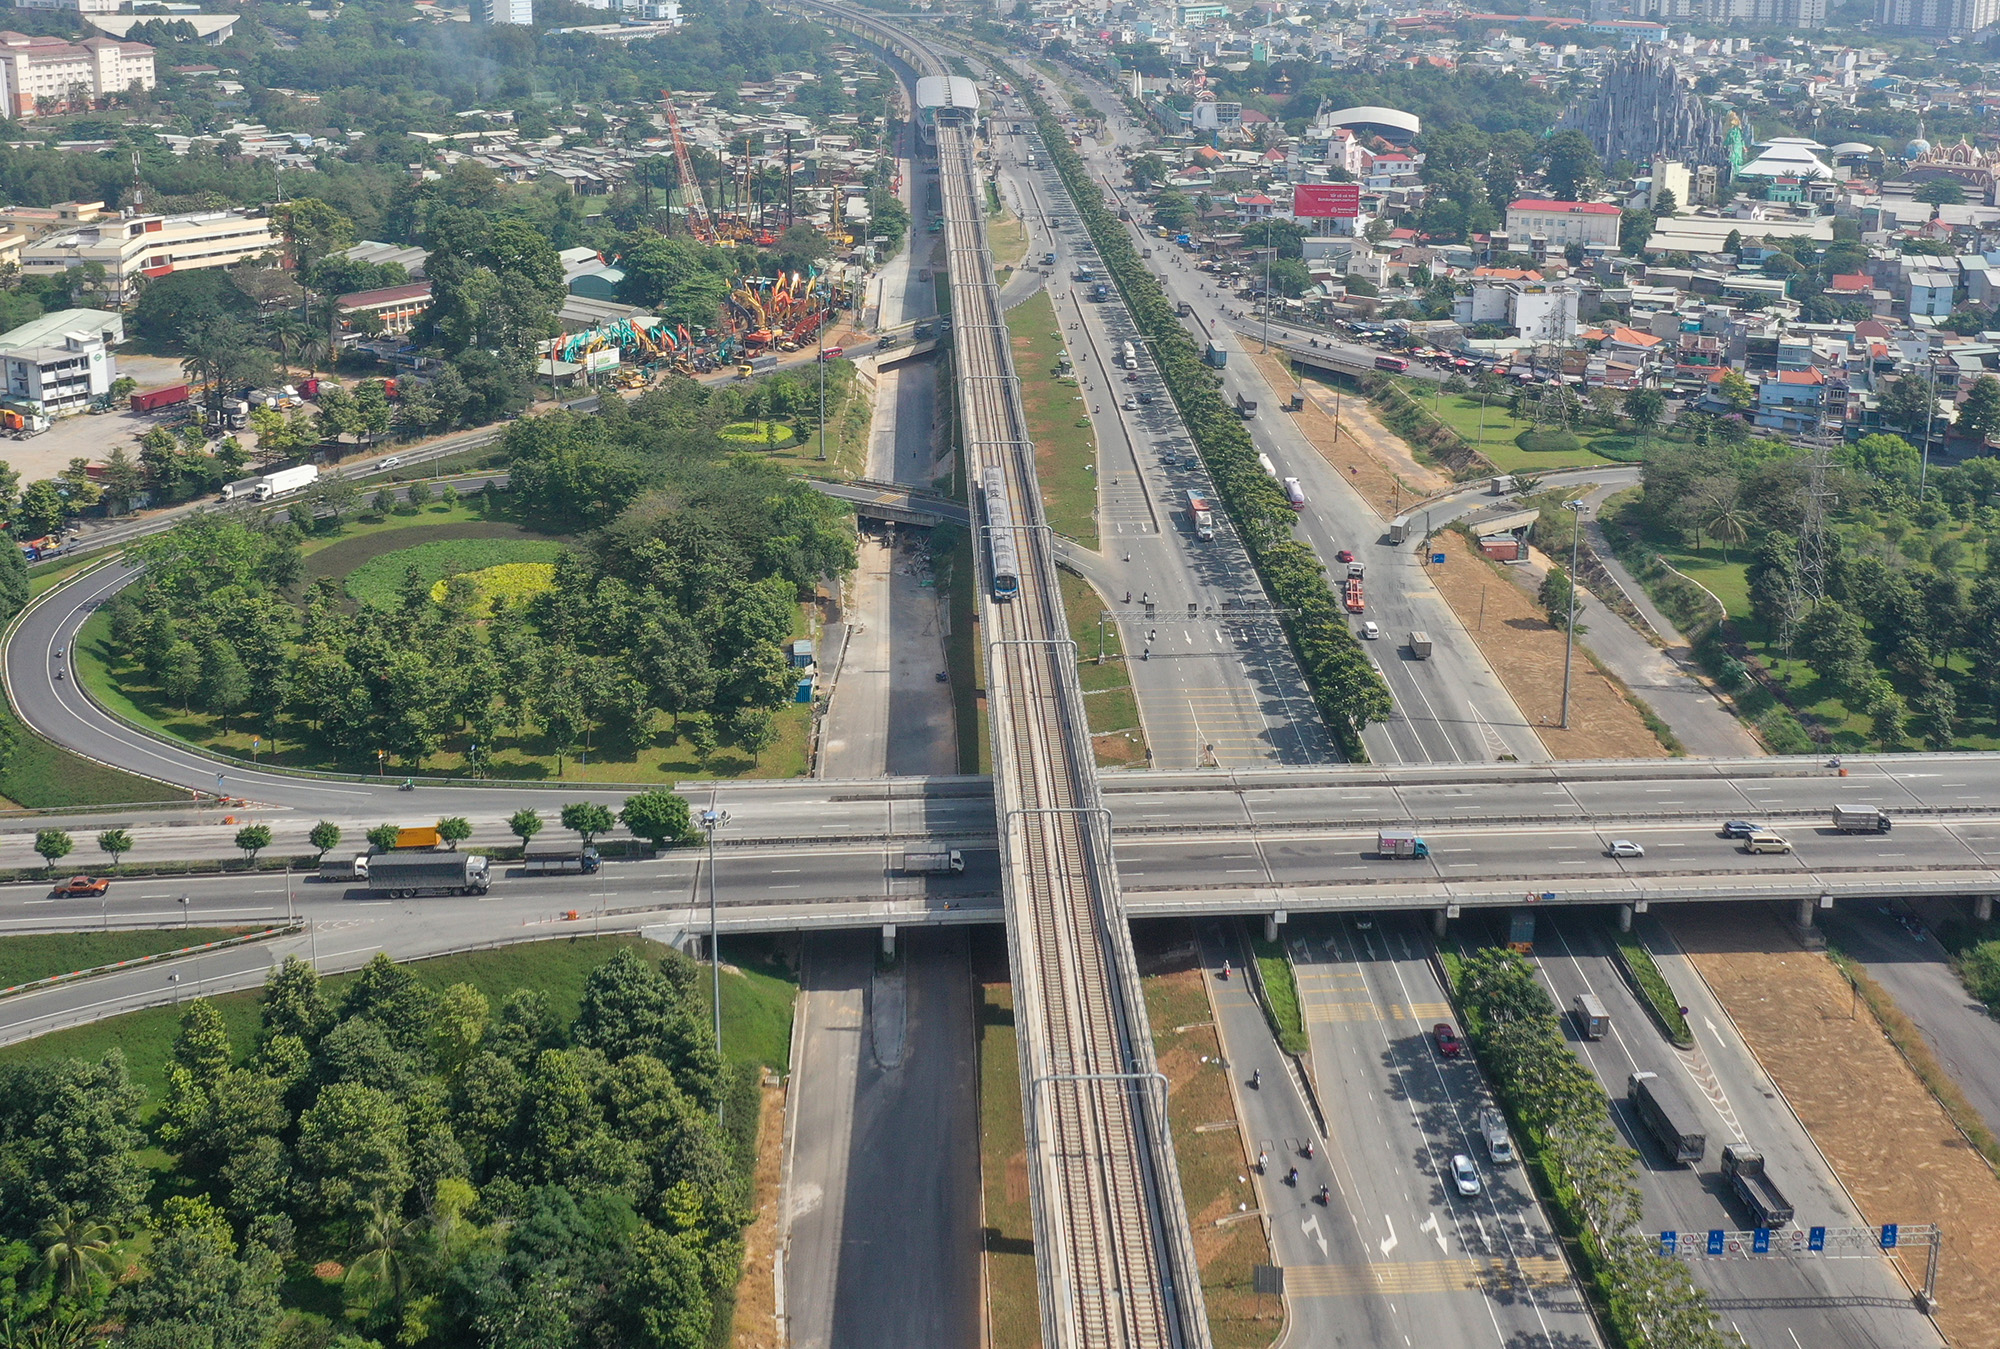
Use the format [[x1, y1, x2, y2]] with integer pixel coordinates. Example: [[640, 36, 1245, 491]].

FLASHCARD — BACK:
[[1294, 183, 1361, 219]]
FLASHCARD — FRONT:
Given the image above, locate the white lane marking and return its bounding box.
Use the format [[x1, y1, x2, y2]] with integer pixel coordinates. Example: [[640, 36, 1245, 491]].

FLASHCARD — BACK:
[[1420, 1212, 1447, 1253], [1301, 1212, 1328, 1257], [1379, 1215, 1398, 1257]]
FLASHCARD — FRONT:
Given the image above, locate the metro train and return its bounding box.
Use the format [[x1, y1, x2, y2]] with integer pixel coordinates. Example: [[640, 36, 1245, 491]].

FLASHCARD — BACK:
[[980, 466, 1020, 601]]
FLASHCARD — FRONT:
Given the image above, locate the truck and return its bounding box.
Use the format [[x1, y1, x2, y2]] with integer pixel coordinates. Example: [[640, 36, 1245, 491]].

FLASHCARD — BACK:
[[1573, 993, 1608, 1040], [1204, 342, 1227, 368], [318, 854, 369, 882], [1121, 340, 1137, 369], [221, 475, 268, 502], [1186, 490, 1215, 541], [131, 383, 191, 414], [1478, 1107, 1516, 1165], [392, 826, 440, 850], [1043, 250, 1057, 265], [1831, 804, 1891, 833], [1234, 393, 1257, 419], [1388, 516, 1412, 544], [1720, 1144, 1794, 1228], [1408, 630, 1432, 660], [1091, 282, 1111, 302], [256, 464, 318, 501], [1507, 911, 1535, 952], [900, 848, 965, 875], [1346, 562, 1365, 579], [1627, 1070, 1707, 1165], [1176, 300, 1193, 317], [1284, 477, 1306, 510], [1344, 577, 1364, 612], [364, 852, 490, 898], [1376, 829, 1428, 859], [522, 841, 602, 875], [749, 354, 780, 374], [1490, 474, 1516, 495]]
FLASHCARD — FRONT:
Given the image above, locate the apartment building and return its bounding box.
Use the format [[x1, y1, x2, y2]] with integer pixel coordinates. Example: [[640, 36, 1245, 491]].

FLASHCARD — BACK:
[[0, 31, 154, 118], [478, 0, 534, 24], [0, 308, 122, 415], [1505, 198, 1623, 249], [22, 208, 277, 302]]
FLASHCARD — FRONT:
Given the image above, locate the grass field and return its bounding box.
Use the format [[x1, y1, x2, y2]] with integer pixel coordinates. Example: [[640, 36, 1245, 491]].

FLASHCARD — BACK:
[[0, 928, 255, 989], [0, 934, 776, 1113], [1007, 290, 1099, 548], [1060, 569, 1147, 768], [697, 936, 800, 1073], [343, 536, 567, 608], [1385, 379, 1628, 472], [0, 691, 185, 808], [974, 934, 1039, 1349], [759, 362, 873, 482]]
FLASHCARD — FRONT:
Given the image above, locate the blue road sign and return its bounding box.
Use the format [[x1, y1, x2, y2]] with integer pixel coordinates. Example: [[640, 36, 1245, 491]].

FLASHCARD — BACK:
[[1809, 1226, 1827, 1252], [1432, 553, 1447, 564], [1881, 1224, 1899, 1250], [1753, 1229, 1771, 1254], [1708, 1230, 1725, 1255], [1660, 1231, 1678, 1256]]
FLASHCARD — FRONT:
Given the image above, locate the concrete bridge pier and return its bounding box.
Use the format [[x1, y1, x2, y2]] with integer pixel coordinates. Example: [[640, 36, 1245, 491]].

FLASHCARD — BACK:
[[1977, 895, 1994, 923], [1794, 897, 1817, 930], [882, 924, 897, 957], [1264, 910, 1287, 942], [1618, 904, 1634, 933], [1433, 909, 1448, 937]]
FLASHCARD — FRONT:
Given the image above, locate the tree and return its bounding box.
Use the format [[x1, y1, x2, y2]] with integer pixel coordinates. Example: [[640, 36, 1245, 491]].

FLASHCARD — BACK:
[[1542, 130, 1601, 200], [309, 820, 342, 863], [509, 808, 543, 845], [1877, 373, 1938, 437], [113, 1222, 283, 1348], [15, 480, 66, 539], [1538, 567, 1582, 631], [294, 1081, 411, 1224], [1652, 187, 1679, 217], [366, 824, 401, 853], [1799, 602, 1873, 698], [99, 446, 144, 516], [1717, 369, 1755, 411], [1623, 387, 1664, 432], [33, 829, 72, 872], [38, 1205, 117, 1298], [234, 824, 273, 862], [434, 816, 472, 851], [96, 828, 132, 870], [621, 789, 694, 850], [1957, 374, 2000, 445], [1914, 178, 1965, 207], [560, 801, 615, 846], [573, 947, 681, 1063]]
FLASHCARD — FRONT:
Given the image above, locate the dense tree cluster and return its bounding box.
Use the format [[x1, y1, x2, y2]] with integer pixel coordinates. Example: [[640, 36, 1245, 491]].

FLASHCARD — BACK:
[[0, 947, 748, 1348], [103, 382, 852, 770]]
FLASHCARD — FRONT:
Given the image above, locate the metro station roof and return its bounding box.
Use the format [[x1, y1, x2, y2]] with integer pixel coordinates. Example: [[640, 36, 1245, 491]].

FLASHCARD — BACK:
[[915, 75, 980, 112]]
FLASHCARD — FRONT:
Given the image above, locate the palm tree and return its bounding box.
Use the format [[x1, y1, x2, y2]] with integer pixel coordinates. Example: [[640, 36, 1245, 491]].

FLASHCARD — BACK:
[[1707, 501, 1751, 561], [37, 1206, 116, 1298], [297, 332, 331, 378], [344, 1196, 416, 1326], [266, 310, 310, 375]]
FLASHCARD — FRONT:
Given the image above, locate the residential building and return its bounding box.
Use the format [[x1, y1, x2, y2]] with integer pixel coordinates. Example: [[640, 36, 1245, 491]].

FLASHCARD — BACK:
[[334, 282, 431, 342], [478, 0, 533, 24], [21, 207, 278, 303], [0, 307, 121, 415], [1505, 198, 1622, 249], [12, 0, 122, 15], [1755, 368, 1827, 433], [0, 31, 155, 117], [1907, 270, 1957, 317], [1875, 0, 1998, 33], [1453, 271, 1582, 342]]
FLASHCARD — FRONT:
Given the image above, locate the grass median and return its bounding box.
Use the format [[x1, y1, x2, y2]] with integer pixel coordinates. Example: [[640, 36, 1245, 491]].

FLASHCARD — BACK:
[[1005, 289, 1098, 548]]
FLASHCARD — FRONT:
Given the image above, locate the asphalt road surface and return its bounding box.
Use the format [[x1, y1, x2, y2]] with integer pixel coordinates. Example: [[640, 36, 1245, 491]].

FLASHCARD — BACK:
[[1526, 910, 1942, 1349]]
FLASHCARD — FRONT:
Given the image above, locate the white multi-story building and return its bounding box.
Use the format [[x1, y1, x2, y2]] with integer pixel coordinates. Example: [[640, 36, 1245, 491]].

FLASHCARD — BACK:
[[1453, 271, 1582, 342], [0, 308, 122, 416], [22, 208, 277, 303], [478, 0, 534, 24], [1876, 0, 1997, 32], [1505, 198, 1623, 249], [0, 31, 154, 117], [12, 0, 122, 14]]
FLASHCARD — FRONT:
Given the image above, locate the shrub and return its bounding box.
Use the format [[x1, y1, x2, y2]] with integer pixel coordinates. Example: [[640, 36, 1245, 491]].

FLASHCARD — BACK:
[[1516, 427, 1582, 454], [1962, 941, 2000, 1010]]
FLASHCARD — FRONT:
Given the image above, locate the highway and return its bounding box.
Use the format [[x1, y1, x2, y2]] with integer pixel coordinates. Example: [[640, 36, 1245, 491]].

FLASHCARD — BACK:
[[1526, 910, 1942, 1349]]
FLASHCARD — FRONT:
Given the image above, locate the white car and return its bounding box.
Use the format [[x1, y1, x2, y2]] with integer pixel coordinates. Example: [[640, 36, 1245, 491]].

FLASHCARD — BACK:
[[1452, 1153, 1481, 1197], [379, 456, 402, 470], [1607, 839, 1645, 859], [1362, 621, 1379, 639], [1122, 397, 1138, 411]]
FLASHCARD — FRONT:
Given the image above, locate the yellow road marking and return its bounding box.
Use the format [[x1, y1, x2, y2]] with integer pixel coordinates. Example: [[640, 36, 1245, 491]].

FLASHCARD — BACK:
[[1285, 1256, 1571, 1298]]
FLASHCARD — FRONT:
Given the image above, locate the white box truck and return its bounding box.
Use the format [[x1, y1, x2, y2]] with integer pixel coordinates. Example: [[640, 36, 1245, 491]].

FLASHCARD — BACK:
[[900, 849, 965, 875], [257, 464, 319, 501], [1831, 804, 1891, 833]]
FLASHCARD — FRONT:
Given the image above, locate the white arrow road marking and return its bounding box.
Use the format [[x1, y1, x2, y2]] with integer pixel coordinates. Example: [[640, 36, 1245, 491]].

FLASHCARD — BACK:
[[1379, 1216, 1398, 1257], [1420, 1213, 1447, 1253], [1705, 1016, 1721, 1037], [1301, 1212, 1328, 1257]]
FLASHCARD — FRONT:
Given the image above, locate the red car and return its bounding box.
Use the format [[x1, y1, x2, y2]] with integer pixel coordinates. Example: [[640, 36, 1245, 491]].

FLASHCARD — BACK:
[[1433, 1023, 1463, 1057], [51, 875, 110, 898], [1336, 549, 1355, 563]]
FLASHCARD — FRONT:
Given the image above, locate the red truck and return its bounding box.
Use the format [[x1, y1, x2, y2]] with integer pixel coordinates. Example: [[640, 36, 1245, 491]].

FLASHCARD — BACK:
[[130, 384, 191, 413], [1344, 578, 1365, 612]]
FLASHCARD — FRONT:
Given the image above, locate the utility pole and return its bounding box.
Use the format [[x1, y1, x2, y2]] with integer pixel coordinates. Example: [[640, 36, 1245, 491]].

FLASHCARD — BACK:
[[701, 805, 730, 1123], [817, 327, 827, 461], [1560, 499, 1586, 729]]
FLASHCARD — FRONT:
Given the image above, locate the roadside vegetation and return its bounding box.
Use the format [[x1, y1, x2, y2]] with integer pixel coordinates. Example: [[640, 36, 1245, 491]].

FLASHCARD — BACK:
[[1006, 288, 1100, 547], [0, 941, 763, 1348], [0, 928, 255, 990], [974, 939, 1039, 1349], [1248, 933, 1306, 1055], [1060, 570, 1147, 768], [1609, 930, 1694, 1048]]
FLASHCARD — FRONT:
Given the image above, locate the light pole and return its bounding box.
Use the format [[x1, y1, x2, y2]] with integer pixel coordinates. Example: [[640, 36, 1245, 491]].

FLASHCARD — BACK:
[[701, 805, 731, 1120], [817, 328, 827, 462], [178, 894, 191, 930], [1560, 499, 1587, 730]]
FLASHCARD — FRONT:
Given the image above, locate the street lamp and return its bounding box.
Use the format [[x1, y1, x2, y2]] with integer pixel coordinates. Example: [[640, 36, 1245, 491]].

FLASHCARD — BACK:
[[701, 806, 731, 1120], [1560, 500, 1587, 730], [177, 894, 191, 929]]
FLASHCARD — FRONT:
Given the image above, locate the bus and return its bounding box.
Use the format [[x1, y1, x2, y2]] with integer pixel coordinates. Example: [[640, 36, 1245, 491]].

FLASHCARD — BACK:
[[1374, 355, 1410, 373]]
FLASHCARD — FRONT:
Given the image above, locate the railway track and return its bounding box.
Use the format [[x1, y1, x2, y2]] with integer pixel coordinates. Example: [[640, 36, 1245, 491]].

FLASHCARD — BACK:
[[794, 6, 1210, 1345]]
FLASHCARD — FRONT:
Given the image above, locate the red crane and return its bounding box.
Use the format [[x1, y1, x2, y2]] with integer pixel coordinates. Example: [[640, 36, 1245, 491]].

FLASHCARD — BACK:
[[661, 88, 714, 244]]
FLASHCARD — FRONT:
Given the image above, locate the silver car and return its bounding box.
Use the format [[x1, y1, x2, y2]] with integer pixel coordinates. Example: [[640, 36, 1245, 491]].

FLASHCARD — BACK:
[[1452, 1153, 1480, 1197], [1607, 839, 1645, 859]]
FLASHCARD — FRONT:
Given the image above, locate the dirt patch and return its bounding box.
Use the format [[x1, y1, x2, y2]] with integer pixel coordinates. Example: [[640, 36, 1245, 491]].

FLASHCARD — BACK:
[[731, 1078, 787, 1349], [1139, 925, 1281, 1348], [1425, 531, 1666, 760], [1674, 906, 2000, 1349], [1249, 353, 1448, 520]]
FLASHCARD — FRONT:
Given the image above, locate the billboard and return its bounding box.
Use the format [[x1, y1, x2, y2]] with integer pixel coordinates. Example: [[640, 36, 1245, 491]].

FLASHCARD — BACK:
[[585, 349, 621, 373], [1294, 183, 1361, 220]]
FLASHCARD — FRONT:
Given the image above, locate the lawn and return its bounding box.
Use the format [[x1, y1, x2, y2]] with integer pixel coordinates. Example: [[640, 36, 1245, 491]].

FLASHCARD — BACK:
[[1385, 378, 1631, 472], [1059, 569, 1147, 768], [1006, 289, 1099, 547], [343, 536, 567, 608], [0, 934, 723, 1114], [974, 936, 1039, 1349], [694, 936, 800, 1074], [757, 360, 872, 482], [718, 420, 800, 449], [0, 928, 256, 989], [0, 691, 186, 808]]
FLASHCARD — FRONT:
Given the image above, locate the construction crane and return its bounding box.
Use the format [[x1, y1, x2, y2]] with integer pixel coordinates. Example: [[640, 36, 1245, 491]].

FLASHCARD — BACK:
[[661, 88, 715, 244]]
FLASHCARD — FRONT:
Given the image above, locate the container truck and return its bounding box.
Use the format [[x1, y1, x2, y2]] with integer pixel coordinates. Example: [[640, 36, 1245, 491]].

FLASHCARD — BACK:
[[364, 853, 490, 898], [1408, 631, 1432, 659], [1388, 516, 1411, 544], [131, 383, 192, 413], [256, 464, 318, 501], [749, 354, 779, 374], [899, 849, 965, 875], [1091, 282, 1111, 302], [1234, 393, 1258, 419], [1720, 1144, 1793, 1228], [1376, 829, 1428, 859], [1176, 300, 1193, 316], [1831, 804, 1891, 833], [1573, 993, 1608, 1040], [521, 841, 602, 875], [1344, 577, 1364, 612], [1490, 475, 1516, 495], [1507, 911, 1535, 952], [1627, 1070, 1706, 1165], [1120, 340, 1137, 368], [318, 854, 369, 882], [221, 475, 268, 502], [1186, 490, 1215, 541], [1204, 342, 1227, 368], [1283, 477, 1306, 510], [392, 826, 441, 850]]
